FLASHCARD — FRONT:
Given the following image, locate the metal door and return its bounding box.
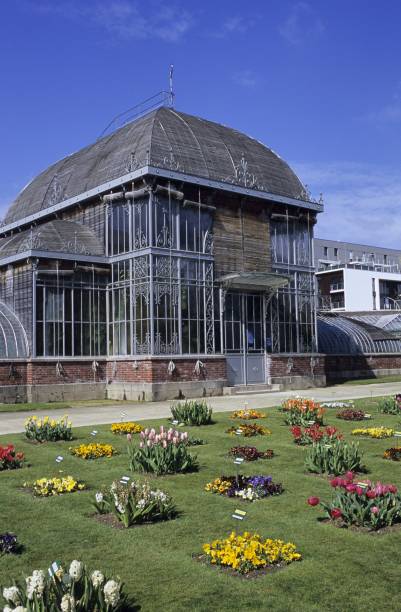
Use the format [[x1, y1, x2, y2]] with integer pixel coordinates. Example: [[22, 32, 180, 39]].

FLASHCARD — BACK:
[[225, 293, 265, 385]]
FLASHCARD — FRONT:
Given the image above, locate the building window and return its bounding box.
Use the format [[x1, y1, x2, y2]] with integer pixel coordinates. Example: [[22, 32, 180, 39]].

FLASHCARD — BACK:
[[323, 246, 328, 257], [334, 248, 338, 257]]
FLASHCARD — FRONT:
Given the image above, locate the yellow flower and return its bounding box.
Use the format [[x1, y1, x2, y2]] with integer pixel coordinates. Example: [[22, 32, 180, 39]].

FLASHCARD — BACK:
[[111, 422, 143, 435], [25, 476, 86, 497], [70, 443, 116, 459], [351, 427, 394, 439]]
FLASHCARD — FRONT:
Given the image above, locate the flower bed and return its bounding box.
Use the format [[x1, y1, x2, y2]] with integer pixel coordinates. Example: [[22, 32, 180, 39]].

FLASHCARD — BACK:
[[228, 446, 274, 461], [202, 531, 301, 574], [351, 427, 394, 439], [0, 445, 25, 470], [128, 427, 198, 475], [291, 425, 342, 446], [70, 443, 116, 459], [305, 439, 364, 475], [25, 415, 73, 442], [0, 532, 20, 555], [24, 476, 86, 497], [1, 560, 125, 610], [336, 409, 368, 421], [94, 480, 176, 527], [231, 409, 266, 420], [226, 423, 271, 437], [205, 475, 283, 501], [280, 398, 324, 426], [111, 422, 143, 435], [307, 472, 401, 530], [378, 394, 401, 415], [383, 447, 401, 461], [170, 399, 213, 425]]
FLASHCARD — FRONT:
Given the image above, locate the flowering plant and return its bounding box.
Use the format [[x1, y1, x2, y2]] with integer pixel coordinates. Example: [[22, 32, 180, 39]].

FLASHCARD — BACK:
[[0, 533, 20, 555], [304, 439, 364, 475], [378, 394, 401, 414], [307, 471, 401, 530], [202, 531, 301, 574], [228, 446, 274, 461], [24, 476, 86, 497], [231, 409, 266, 420], [1, 560, 125, 610], [336, 409, 368, 421], [280, 398, 324, 426], [226, 423, 271, 437], [24, 415, 73, 442], [94, 480, 176, 527], [205, 475, 283, 501], [383, 446, 401, 461], [351, 426, 394, 439], [111, 422, 143, 435], [0, 445, 25, 470], [321, 401, 354, 409], [70, 443, 116, 459], [128, 427, 198, 475], [291, 425, 342, 446], [170, 399, 213, 425]]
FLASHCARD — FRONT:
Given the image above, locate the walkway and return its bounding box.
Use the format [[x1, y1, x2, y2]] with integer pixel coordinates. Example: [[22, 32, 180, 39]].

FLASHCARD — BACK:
[[0, 381, 399, 435]]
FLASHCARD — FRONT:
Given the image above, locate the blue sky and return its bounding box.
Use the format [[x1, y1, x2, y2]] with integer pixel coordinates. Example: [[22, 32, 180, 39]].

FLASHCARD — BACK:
[[1, 0, 401, 247]]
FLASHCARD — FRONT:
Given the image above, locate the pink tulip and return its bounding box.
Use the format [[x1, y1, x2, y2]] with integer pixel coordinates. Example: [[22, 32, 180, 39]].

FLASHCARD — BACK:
[[388, 484, 397, 494], [346, 484, 356, 493], [162, 440, 167, 448], [371, 506, 379, 515], [139, 441, 144, 448], [160, 425, 164, 433], [345, 471, 354, 482], [307, 496, 320, 506], [144, 428, 149, 435], [127, 433, 132, 442], [147, 440, 152, 447], [355, 486, 364, 496]]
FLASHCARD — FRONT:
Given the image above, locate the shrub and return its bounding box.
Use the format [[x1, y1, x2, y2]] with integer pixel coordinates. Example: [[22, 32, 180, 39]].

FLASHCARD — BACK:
[[1, 560, 125, 610], [226, 423, 271, 437], [70, 443, 116, 459], [280, 398, 324, 426], [0, 533, 20, 555], [231, 409, 266, 420], [111, 422, 143, 434], [291, 425, 342, 446], [383, 447, 401, 461], [94, 480, 176, 527], [0, 445, 25, 470], [378, 394, 401, 414], [205, 475, 283, 501], [24, 476, 86, 497], [228, 446, 274, 461], [307, 472, 401, 530], [170, 400, 213, 425], [351, 427, 394, 439], [304, 439, 364, 476], [202, 531, 301, 574], [336, 409, 368, 421], [128, 427, 198, 475], [24, 415, 72, 442]]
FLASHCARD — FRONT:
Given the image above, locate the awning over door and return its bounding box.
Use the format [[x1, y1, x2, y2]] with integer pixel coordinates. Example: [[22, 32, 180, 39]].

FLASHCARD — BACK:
[[217, 271, 289, 292]]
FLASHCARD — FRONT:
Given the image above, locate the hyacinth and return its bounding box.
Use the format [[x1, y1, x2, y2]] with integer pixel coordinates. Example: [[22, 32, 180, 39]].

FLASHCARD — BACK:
[[138, 426, 188, 448]]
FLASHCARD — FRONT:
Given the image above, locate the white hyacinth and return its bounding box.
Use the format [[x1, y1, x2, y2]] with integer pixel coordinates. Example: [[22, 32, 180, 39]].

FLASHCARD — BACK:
[[95, 492, 104, 503], [26, 570, 45, 600], [2, 586, 20, 605], [60, 594, 76, 612], [13, 608, 28, 612], [91, 570, 104, 588], [103, 580, 120, 607], [68, 560, 83, 581]]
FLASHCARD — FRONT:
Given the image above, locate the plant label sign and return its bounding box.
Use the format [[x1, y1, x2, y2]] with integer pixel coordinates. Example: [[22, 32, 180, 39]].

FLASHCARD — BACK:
[[91, 430, 98, 436], [364, 414, 371, 419], [235, 429, 243, 436], [120, 476, 130, 485], [48, 561, 61, 577], [234, 457, 245, 465], [232, 509, 247, 520], [120, 412, 127, 421], [356, 482, 368, 488], [55, 455, 63, 463], [394, 432, 401, 438], [307, 421, 316, 426], [172, 420, 179, 425]]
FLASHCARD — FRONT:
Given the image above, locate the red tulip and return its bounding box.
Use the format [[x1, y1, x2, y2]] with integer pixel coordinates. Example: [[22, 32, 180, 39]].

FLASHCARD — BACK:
[[307, 496, 320, 506], [346, 484, 356, 493], [366, 490, 376, 499], [330, 508, 342, 519], [330, 477, 339, 488], [388, 485, 397, 494], [345, 471, 354, 482]]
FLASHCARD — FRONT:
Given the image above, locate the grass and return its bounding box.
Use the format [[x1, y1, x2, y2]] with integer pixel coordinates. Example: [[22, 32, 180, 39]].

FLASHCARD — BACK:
[[0, 399, 141, 413], [1, 396, 401, 611], [330, 374, 401, 386]]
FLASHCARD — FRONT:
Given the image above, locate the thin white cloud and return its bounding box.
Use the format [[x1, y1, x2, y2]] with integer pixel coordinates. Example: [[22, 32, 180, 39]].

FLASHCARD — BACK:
[[364, 80, 401, 124], [24, 0, 193, 42], [232, 70, 260, 88], [293, 161, 401, 249], [279, 2, 325, 45]]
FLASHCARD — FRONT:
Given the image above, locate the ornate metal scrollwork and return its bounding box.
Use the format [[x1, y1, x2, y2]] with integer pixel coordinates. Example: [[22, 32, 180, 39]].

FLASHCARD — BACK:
[[133, 256, 149, 279], [17, 229, 44, 252], [225, 154, 265, 191], [154, 332, 179, 355]]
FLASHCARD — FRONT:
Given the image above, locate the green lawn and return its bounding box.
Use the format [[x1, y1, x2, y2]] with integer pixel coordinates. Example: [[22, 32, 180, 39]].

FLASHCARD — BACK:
[[0, 399, 140, 413], [330, 374, 401, 386], [1, 397, 401, 611]]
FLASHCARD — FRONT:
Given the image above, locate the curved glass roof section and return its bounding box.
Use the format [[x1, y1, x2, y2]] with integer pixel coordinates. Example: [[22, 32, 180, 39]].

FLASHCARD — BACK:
[[0, 301, 29, 358], [5, 107, 306, 225], [317, 313, 401, 354]]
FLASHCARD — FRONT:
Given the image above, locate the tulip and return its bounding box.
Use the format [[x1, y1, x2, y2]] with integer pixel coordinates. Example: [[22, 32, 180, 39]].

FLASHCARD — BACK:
[[330, 477, 339, 488], [307, 496, 320, 506], [126, 433, 132, 442], [330, 508, 342, 519], [371, 506, 379, 515], [139, 442, 143, 448], [346, 484, 356, 493], [345, 471, 354, 482], [388, 484, 397, 494], [160, 425, 164, 433], [366, 490, 376, 499], [162, 440, 167, 448], [355, 486, 364, 496]]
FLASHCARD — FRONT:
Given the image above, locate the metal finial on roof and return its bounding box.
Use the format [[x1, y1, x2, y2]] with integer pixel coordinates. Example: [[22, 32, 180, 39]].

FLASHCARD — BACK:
[[169, 65, 175, 108]]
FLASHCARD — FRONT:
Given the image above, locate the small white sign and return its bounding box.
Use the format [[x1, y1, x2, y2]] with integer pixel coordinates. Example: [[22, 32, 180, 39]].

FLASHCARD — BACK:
[[394, 432, 401, 437], [234, 457, 245, 465], [55, 456, 63, 463], [364, 414, 371, 419], [48, 561, 59, 577], [91, 430, 98, 436], [356, 482, 368, 488], [120, 476, 130, 484], [172, 420, 179, 425], [307, 421, 316, 426], [235, 429, 243, 435], [232, 509, 247, 520]]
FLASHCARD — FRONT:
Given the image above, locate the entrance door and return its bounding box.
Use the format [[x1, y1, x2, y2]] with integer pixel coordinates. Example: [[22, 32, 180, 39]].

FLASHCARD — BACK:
[[225, 292, 265, 385]]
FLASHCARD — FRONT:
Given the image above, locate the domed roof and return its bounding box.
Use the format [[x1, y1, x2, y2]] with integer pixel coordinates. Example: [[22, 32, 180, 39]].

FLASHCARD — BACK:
[[5, 107, 306, 225]]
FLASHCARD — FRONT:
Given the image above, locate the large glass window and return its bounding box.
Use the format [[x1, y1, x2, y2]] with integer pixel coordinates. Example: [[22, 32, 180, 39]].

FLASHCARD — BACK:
[[271, 217, 313, 267]]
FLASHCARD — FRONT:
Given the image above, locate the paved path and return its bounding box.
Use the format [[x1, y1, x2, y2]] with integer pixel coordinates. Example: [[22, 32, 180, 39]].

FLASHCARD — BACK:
[[0, 381, 399, 435]]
